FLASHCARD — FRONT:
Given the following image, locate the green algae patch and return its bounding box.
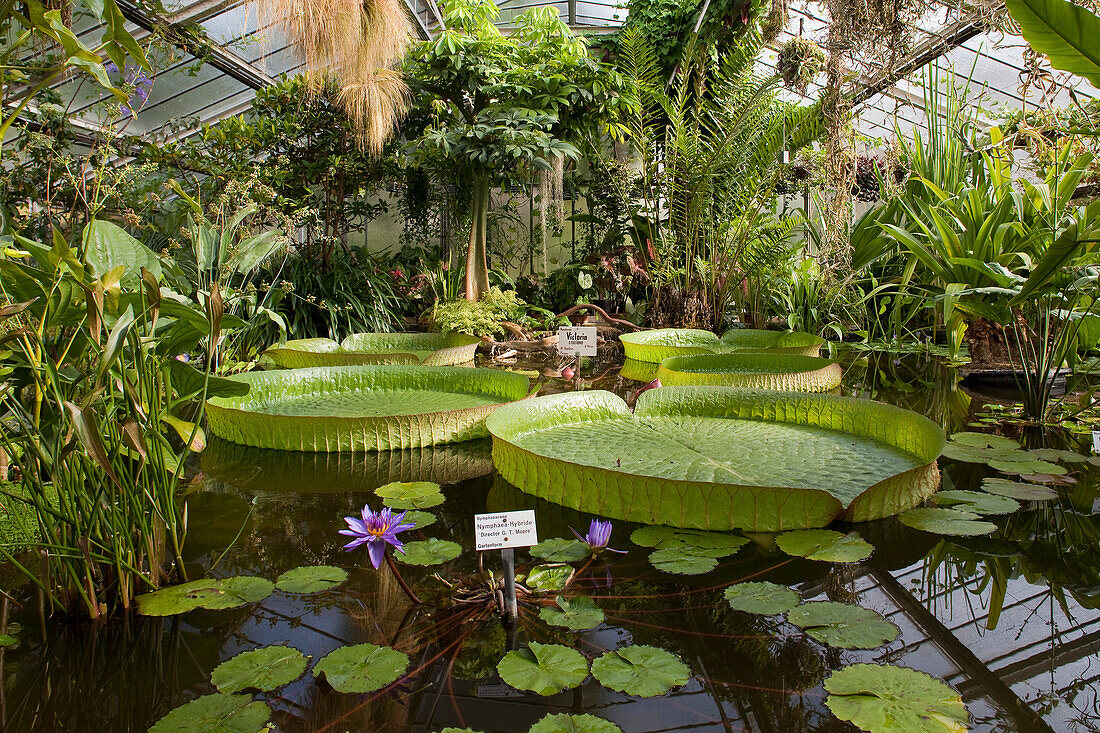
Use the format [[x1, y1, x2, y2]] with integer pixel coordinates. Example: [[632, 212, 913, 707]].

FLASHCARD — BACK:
[[206, 365, 528, 452], [487, 387, 944, 531]]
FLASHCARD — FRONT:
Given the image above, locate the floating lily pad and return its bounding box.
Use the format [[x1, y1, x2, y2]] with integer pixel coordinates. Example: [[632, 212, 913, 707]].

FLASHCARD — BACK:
[[948, 432, 1019, 450], [933, 490, 1020, 516], [201, 577, 276, 610], [313, 643, 409, 693], [899, 508, 997, 537], [496, 642, 588, 696], [723, 581, 800, 615], [528, 714, 623, 733], [775, 529, 873, 563], [375, 481, 445, 509], [590, 644, 690, 697], [148, 693, 271, 733], [988, 458, 1066, 476], [529, 538, 589, 562], [788, 602, 899, 649], [526, 564, 572, 592], [0, 635, 17, 648], [395, 538, 462, 566], [403, 510, 438, 529], [211, 646, 309, 693], [630, 526, 749, 555], [648, 546, 718, 575], [275, 566, 348, 594], [980, 478, 1059, 501], [539, 595, 605, 630], [439, 729, 484, 733], [1027, 448, 1086, 463], [137, 576, 273, 616], [824, 663, 968, 733]]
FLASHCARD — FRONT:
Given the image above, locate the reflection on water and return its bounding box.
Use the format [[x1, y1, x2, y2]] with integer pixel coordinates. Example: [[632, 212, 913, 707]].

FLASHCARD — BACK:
[[2, 350, 1099, 732]]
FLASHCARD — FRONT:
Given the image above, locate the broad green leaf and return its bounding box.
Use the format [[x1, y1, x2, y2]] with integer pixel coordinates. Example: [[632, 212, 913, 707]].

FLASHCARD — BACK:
[[776, 529, 873, 563], [590, 644, 690, 697], [148, 693, 270, 733], [395, 538, 462, 566], [933, 490, 1020, 516], [402, 510, 438, 529], [528, 714, 623, 733], [496, 642, 588, 696], [980, 478, 1059, 501], [631, 526, 750, 554], [529, 538, 589, 562], [136, 579, 223, 616], [723, 581, 800, 615], [201, 577, 275, 610], [788, 601, 900, 649], [648, 546, 719, 575], [1005, 0, 1100, 89], [948, 432, 1020, 450], [374, 481, 444, 509], [899, 508, 997, 537], [526, 564, 573, 591], [211, 646, 308, 693], [1027, 448, 1086, 463], [168, 358, 250, 399], [824, 663, 969, 733], [0, 634, 19, 648], [313, 643, 409, 693], [539, 595, 605, 630], [82, 219, 162, 285], [275, 566, 348, 594]]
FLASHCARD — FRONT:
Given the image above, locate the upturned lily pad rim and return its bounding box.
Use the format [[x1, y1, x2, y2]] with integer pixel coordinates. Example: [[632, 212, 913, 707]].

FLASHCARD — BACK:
[[655, 353, 842, 392], [620, 328, 825, 363], [487, 387, 944, 531], [265, 331, 480, 367]]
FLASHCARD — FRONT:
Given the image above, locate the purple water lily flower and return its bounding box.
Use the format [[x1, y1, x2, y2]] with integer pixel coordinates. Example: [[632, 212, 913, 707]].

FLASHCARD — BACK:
[[340, 506, 416, 569], [571, 519, 626, 555]]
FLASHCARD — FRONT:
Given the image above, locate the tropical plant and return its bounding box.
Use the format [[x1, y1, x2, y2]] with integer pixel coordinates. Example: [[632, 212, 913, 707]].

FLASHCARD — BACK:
[[1005, 0, 1100, 89], [403, 0, 623, 301], [431, 286, 527, 337]]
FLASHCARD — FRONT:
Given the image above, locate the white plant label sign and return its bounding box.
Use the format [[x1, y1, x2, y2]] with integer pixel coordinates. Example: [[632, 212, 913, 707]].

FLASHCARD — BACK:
[[1093, 431, 1100, 454], [557, 326, 597, 357], [474, 510, 538, 551]]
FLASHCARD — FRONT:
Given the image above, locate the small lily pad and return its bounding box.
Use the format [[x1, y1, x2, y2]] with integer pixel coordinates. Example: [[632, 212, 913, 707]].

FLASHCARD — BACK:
[[275, 566, 348, 594], [788, 601, 899, 649], [496, 642, 588, 696], [630, 526, 747, 555], [201, 577, 275, 610], [539, 595, 605, 630], [0, 635, 18, 648], [648, 546, 718, 575], [529, 538, 589, 562], [933, 490, 1020, 516], [402, 510, 438, 529], [528, 714, 623, 733], [775, 530, 873, 563], [526, 564, 573, 592], [137, 576, 273, 616], [723, 581, 800, 615], [1028, 448, 1086, 463], [211, 646, 309, 693], [313, 643, 409, 693], [948, 432, 1019, 450], [374, 481, 444, 509], [980, 478, 1059, 501], [988, 458, 1066, 475], [395, 538, 461, 566], [824, 663, 968, 733], [899, 508, 997, 537], [590, 644, 690, 697], [148, 693, 271, 733]]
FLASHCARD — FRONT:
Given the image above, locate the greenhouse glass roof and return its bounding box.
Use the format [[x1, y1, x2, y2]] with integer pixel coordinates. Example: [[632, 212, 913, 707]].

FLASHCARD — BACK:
[[39, 0, 1100, 145]]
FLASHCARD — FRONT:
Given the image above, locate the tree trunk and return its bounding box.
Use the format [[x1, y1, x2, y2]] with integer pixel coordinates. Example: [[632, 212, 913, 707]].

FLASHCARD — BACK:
[[464, 175, 491, 301]]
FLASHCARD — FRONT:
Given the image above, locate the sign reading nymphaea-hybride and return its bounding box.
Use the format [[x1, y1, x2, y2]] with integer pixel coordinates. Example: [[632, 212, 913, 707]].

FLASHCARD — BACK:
[[474, 510, 538, 551], [557, 326, 597, 357]]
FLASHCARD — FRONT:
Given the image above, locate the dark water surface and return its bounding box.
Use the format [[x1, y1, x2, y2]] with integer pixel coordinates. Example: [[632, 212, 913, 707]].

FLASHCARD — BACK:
[[2, 348, 1099, 732]]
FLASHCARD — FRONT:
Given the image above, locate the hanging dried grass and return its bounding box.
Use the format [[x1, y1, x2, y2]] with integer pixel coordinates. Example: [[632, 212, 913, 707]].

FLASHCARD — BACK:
[[259, 0, 412, 153]]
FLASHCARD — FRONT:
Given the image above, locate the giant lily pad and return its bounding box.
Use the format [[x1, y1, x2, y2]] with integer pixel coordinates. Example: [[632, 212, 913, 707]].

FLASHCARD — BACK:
[[619, 358, 660, 383], [395, 538, 462, 566], [275, 566, 348, 594], [148, 693, 270, 733], [899, 508, 997, 537], [723, 581, 800, 615], [207, 365, 529, 451], [788, 602, 900, 649], [496, 642, 588, 696], [265, 331, 481, 368], [486, 388, 945, 531], [313, 643, 409, 693], [137, 576, 273, 616], [824, 663, 969, 732], [776, 529, 874, 563], [656, 353, 842, 392], [539, 595, 605, 630], [375, 481, 445, 509], [619, 328, 824, 363], [932, 490, 1020, 516], [211, 646, 309, 693], [528, 714, 623, 733], [590, 644, 690, 697]]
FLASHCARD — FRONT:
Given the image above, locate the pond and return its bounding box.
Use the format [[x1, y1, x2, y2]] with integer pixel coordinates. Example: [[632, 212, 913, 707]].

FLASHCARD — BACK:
[[2, 347, 1098, 732]]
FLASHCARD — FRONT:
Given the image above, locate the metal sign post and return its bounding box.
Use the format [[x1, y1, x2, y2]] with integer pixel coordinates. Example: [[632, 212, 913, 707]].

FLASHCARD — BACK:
[[474, 510, 538, 624], [501, 548, 518, 621]]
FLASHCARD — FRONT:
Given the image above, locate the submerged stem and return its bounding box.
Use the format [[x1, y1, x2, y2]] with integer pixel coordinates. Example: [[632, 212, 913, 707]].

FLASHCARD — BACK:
[[385, 553, 423, 605]]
